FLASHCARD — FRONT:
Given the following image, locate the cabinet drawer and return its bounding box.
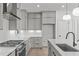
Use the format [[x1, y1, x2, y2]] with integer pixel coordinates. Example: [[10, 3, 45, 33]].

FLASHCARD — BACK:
[[31, 39, 41, 42], [32, 43, 42, 47]]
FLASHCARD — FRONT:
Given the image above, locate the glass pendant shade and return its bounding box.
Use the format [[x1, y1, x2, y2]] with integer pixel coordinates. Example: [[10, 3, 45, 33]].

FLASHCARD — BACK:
[[63, 3, 71, 20], [63, 14, 71, 20], [72, 7, 79, 16]]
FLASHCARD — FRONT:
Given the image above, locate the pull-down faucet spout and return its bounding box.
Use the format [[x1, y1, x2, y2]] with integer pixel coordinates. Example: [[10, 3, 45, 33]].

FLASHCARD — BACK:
[[66, 32, 77, 47]]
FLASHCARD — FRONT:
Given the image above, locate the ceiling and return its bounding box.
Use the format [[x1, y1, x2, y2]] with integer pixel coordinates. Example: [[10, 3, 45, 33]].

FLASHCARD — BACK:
[[17, 3, 78, 12]]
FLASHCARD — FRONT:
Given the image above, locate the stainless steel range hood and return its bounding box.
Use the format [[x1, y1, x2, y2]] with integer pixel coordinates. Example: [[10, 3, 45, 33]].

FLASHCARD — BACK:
[[3, 3, 21, 20], [3, 12, 21, 20]]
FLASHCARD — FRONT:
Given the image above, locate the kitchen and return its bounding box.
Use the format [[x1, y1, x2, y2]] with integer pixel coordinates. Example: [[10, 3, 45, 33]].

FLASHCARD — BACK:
[[0, 3, 79, 56]]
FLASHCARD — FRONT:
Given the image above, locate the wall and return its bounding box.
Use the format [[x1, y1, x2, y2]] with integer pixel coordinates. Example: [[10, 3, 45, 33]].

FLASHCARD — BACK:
[[17, 9, 27, 30], [8, 31, 42, 40], [56, 10, 79, 47], [0, 18, 9, 43]]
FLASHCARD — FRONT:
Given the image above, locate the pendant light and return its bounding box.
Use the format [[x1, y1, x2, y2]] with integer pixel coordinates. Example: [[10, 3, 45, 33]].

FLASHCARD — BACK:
[[63, 3, 71, 20], [72, 4, 79, 16]]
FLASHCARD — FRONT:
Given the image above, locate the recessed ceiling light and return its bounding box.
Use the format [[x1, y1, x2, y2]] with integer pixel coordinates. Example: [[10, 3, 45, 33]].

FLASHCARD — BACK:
[[62, 5, 65, 8], [37, 4, 40, 8]]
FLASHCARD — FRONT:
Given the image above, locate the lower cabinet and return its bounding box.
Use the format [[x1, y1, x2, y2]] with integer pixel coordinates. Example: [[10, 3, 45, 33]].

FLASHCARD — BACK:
[[30, 37, 42, 48], [26, 39, 31, 55], [8, 51, 15, 56], [48, 41, 61, 56]]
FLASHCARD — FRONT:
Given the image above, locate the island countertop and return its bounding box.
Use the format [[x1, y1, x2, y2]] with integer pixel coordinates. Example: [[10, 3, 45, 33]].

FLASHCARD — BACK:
[[48, 39, 79, 56]]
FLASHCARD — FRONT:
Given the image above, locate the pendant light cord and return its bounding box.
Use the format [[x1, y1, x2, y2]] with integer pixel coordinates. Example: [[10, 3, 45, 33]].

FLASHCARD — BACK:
[[66, 0, 68, 15], [66, 0, 69, 32]]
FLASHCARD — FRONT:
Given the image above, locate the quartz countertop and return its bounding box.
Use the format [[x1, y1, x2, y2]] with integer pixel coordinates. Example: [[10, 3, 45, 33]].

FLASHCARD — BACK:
[[48, 39, 79, 56], [0, 47, 16, 56], [0, 40, 27, 56]]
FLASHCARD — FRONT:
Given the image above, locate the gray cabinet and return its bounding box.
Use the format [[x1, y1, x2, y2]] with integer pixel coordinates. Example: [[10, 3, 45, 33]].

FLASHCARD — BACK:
[[9, 3, 17, 30], [48, 41, 61, 56], [27, 12, 42, 30], [29, 37, 42, 48], [42, 24, 56, 47], [8, 3, 27, 30], [42, 11, 56, 24], [26, 40, 31, 55], [42, 11, 56, 47], [0, 4, 3, 30]]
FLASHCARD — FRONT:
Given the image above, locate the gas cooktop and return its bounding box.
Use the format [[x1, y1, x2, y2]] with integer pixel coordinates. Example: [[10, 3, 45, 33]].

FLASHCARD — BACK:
[[0, 40, 23, 47]]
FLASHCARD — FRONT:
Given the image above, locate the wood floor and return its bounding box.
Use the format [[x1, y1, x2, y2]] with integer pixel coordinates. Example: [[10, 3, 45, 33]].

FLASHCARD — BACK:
[[28, 47, 48, 56]]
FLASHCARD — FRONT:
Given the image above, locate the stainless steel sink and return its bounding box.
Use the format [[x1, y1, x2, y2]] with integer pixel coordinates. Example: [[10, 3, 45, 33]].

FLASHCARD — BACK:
[[56, 44, 79, 52]]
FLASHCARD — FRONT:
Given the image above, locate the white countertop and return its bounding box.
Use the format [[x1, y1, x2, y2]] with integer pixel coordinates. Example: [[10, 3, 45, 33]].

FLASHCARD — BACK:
[[48, 39, 79, 56], [0, 40, 27, 56], [0, 47, 16, 56]]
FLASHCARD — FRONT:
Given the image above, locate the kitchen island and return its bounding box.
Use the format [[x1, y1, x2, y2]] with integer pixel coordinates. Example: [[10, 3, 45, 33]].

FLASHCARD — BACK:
[[48, 39, 79, 56]]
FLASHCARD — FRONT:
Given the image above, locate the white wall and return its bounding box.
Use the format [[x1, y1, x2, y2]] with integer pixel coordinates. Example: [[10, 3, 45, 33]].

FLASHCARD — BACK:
[[0, 18, 9, 43], [0, 30, 9, 43], [8, 31, 42, 40], [56, 10, 79, 46], [17, 9, 27, 30]]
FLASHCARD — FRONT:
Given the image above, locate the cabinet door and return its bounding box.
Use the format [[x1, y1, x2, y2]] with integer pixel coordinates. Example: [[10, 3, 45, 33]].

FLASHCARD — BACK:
[[42, 11, 56, 24], [0, 4, 3, 30], [9, 3, 17, 30], [42, 24, 56, 47], [27, 13, 42, 30], [30, 37, 42, 48]]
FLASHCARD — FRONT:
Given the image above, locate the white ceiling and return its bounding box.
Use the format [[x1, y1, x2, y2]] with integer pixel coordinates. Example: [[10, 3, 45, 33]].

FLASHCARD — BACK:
[[17, 3, 78, 12]]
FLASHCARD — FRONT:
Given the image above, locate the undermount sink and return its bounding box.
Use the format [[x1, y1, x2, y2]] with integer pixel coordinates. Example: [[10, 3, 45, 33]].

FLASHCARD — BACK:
[[56, 44, 79, 52]]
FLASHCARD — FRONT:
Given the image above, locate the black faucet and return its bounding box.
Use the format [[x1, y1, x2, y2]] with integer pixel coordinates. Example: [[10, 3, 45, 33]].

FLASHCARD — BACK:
[[66, 32, 77, 47]]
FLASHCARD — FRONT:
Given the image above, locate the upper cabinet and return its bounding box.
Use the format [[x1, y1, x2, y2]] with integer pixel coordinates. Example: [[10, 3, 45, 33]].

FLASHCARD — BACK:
[[27, 12, 42, 30], [3, 3, 22, 30], [0, 4, 3, 30], [9, 3, 17, 30], [42, 11, 56, 24], [17, 9, 27, 30]]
